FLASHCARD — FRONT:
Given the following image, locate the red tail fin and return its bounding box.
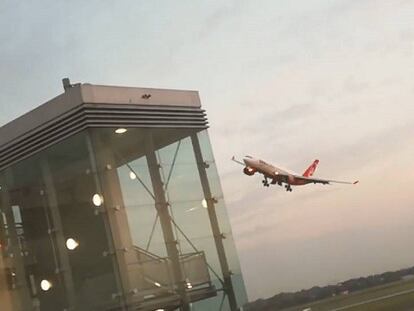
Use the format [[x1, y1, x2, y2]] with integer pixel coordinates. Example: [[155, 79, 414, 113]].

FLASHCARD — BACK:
[[303, 160, 319, 177]]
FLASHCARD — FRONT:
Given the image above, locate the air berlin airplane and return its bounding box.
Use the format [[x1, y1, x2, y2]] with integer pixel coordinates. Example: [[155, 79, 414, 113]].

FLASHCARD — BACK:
[[232, 155, 358, 192]]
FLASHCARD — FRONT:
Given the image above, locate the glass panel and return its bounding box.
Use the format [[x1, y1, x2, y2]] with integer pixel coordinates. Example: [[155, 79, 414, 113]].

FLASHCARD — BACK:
[[0, 127, 247, 310], [88, 127, 247, 311], [42, 132, 121, 310], [117, 160, 167, 257], [195, 130, 249, 309], [0, 131, 122, 311]]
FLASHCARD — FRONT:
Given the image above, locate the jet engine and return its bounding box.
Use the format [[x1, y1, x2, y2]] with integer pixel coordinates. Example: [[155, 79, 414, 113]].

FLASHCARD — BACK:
[[243, 167, 256, 176]]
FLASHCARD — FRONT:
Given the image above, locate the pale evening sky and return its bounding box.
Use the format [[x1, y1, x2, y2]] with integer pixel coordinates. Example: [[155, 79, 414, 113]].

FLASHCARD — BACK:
[[1, 0, 414, 301]]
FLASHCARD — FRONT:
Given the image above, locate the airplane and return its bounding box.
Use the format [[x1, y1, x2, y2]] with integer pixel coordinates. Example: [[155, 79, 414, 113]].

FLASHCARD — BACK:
[[232, 155, 358, 192]]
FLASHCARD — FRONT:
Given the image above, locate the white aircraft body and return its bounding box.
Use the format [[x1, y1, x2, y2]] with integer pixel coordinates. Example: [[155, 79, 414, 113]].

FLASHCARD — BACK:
[[232, 155, 358, 192]]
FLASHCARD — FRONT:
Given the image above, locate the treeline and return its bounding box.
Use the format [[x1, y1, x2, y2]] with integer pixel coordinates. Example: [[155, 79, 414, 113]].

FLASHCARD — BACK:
[[244, 266, 414, 311]]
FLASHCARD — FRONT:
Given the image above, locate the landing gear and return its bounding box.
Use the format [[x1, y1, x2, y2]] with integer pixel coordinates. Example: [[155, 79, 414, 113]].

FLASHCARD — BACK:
[[262, 178, 270, 187], [285, 184, 292, 192]]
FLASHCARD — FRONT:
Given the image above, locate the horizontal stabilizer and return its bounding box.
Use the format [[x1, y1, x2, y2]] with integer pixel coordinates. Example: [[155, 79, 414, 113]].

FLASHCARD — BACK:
[[231, 156, 245, 166]]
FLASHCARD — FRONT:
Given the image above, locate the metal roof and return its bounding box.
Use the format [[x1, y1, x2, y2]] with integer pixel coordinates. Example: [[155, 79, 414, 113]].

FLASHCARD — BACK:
[[0, 82, 207, 171]]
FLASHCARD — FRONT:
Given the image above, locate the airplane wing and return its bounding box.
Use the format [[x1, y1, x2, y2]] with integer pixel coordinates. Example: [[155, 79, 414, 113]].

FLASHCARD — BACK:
[[293, 175, 359, 185], [231, 156, 245, 166]]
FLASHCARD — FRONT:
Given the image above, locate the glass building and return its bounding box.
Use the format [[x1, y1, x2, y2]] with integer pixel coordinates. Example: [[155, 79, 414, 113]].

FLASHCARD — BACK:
[[0, 81, 247, 311]]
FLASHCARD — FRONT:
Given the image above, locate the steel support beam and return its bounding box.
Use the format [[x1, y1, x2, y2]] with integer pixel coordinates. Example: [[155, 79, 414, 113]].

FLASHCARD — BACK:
[[40, 159, 76, 309], [86, 132, 131, 309], [191, 134, 238, 311], [145, 132, 190, 311]]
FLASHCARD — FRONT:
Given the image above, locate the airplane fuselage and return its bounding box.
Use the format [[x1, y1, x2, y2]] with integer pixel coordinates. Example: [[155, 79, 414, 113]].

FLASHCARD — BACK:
[[243, 156, 311, 186]]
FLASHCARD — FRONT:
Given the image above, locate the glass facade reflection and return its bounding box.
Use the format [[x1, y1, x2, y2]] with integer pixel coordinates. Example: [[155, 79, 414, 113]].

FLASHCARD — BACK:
[[0, 126, 247, 310]]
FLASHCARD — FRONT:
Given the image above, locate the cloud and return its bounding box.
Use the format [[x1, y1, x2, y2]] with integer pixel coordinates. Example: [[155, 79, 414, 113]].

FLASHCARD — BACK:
[[197, 1, 246, 40]]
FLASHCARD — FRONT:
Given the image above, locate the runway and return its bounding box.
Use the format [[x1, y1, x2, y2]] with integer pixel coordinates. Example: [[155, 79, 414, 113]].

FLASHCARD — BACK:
[[330, 287, 414, 310]]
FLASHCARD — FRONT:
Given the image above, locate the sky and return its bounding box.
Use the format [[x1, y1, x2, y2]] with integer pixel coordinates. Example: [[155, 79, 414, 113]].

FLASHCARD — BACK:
[[1, 0, 414, 301]]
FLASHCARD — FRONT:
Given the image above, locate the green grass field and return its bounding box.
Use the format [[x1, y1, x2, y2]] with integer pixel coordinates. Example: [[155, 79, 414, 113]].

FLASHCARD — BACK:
[[281, 278, 414, 311]]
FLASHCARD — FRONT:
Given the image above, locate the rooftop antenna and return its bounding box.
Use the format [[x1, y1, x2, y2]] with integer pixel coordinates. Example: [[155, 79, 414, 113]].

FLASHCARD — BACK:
[[62, 78, 81, 92], [62, 78, 72, 92]]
